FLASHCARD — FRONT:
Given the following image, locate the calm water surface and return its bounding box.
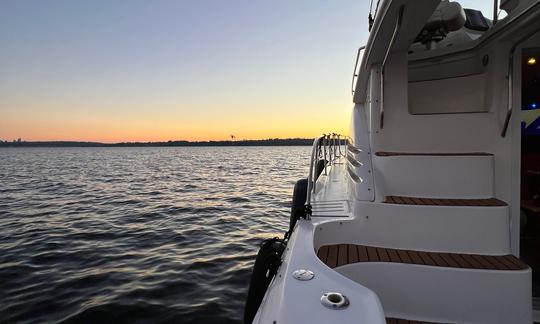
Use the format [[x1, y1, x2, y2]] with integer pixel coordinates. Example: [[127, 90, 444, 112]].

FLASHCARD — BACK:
[[0, 146, 310, 323]]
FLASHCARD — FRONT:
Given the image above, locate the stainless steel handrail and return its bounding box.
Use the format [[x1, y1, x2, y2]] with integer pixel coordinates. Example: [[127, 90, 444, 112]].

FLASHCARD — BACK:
[[323, 134, 328, 175], [352, 46, 366, 95], [502, 44, 516, 138], [306, 135, 325, 214], [330, 134, 334, 162], [328, 135, 332, 163], [305, 134, 348, 211], [337, 134, 342, 156], [380, 6, 404, 129]]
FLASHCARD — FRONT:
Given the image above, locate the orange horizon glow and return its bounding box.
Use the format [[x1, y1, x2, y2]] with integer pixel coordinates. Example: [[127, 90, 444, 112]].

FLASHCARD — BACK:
[[0, 105, 350, 143], [0, 124, 350, 143], [0, 129, 349, 143]]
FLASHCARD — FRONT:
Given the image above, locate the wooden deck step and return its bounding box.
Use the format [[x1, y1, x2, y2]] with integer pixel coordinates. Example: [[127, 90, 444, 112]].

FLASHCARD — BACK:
[[317, 244, 528, 270], [386, 318, 438, 324], [384, 195, 507, 207], [376, 152, 493, 156]]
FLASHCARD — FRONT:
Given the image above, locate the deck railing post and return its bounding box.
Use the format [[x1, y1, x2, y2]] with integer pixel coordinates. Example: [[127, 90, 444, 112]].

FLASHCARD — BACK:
[[306, 133, 346, 219], [331, 134, 334, 162], [328, 134, 331, 163], [332, 134, 336, 162], [334, 134, 338, 160], [328, 134, 332, 164], [337, 135, 342, 157], [323, 134, 328, 175], [306, 136, 323, 216]]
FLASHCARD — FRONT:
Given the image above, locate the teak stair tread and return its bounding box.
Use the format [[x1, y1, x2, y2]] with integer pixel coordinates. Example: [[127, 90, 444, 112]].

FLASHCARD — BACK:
[[317, 244, 528, 270], [386, 318, 440, 324], [376, 152, 493, 156], [384, 196, 507, 207]]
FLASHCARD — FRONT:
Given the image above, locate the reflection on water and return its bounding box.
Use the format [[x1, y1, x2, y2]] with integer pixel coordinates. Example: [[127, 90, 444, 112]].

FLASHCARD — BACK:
[[0, 146, 310, 323]]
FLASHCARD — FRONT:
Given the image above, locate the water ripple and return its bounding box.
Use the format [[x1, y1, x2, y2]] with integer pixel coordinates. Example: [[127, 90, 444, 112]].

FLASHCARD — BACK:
[[0, 146, 309, 323]]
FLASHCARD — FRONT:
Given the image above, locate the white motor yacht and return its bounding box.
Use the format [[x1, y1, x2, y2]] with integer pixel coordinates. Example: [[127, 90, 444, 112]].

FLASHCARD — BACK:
[[245, 0, 540, 323]]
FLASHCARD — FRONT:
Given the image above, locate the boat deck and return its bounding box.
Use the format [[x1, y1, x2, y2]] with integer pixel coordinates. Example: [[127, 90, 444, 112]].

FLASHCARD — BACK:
[[383, 196, 507, 206], [317, 244, 528, 270], [386, 318, 435, 324]]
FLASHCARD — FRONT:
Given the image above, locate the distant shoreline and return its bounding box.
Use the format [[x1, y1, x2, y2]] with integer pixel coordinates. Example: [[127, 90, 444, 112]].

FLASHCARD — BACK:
[[0, 138, 313, 147]]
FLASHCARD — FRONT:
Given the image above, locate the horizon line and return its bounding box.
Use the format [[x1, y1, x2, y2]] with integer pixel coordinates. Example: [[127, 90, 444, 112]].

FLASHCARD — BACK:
[[0, 137, 316, 144], [0, 138, 320, 147]]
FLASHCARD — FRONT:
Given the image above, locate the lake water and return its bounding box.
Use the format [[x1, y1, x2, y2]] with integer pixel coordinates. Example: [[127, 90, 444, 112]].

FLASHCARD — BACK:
[[0, 146, 311, 323]]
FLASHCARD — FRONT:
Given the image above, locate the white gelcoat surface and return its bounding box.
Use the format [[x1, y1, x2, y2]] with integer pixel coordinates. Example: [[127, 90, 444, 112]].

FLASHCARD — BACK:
[[253, 220, 386, 324], [337, 262, 532, 323], [373, 154, 495, 199], [254, 0, 540, 322], [315, 202, 511, 255]]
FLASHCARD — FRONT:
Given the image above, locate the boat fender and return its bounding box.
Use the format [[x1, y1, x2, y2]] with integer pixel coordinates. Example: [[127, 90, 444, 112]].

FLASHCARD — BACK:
[[243, 237, 285, 324], [288, 178, 308, 237], [315, 159, 327, 180]]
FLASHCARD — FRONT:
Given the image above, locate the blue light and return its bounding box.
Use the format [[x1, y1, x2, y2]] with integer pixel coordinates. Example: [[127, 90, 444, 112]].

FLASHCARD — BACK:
[[531, 102, 537, 109]]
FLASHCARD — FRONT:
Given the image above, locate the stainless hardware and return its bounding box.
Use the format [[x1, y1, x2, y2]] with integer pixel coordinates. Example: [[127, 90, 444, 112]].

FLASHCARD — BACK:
[[321, 292, 349, 310], [352, 46, 366, 95], [306, 134, 348, 208], [380, 6, 404, 130], [292, 269, 314, 281]]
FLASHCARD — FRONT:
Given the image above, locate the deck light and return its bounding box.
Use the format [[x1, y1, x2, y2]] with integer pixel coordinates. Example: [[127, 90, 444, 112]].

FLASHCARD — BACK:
[[527, 57, 537, 65]]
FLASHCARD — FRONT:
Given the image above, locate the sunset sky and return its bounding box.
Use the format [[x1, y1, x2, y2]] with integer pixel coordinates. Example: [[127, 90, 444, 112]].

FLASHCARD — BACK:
[[1, 1, 370, 142], [0, 1, 499, 143]]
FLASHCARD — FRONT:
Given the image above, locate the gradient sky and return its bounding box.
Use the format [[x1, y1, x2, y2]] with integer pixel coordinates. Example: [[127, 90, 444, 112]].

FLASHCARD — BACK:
[[0, 0, 374, 142], [0, 1, 500, 142]]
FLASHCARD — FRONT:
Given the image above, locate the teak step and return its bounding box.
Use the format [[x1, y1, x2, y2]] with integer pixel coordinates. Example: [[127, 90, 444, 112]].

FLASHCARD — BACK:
[[317, 244, 528, 270], [386, 318, 437, 324], [384, 196, 507, 207], [376, 152, 493, 157]]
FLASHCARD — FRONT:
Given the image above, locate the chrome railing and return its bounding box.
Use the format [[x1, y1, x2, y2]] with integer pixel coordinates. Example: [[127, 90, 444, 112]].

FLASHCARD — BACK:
[[351, 46, 366, 95], [380, 6, 403, 129], [305, 133, 348, 217]]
